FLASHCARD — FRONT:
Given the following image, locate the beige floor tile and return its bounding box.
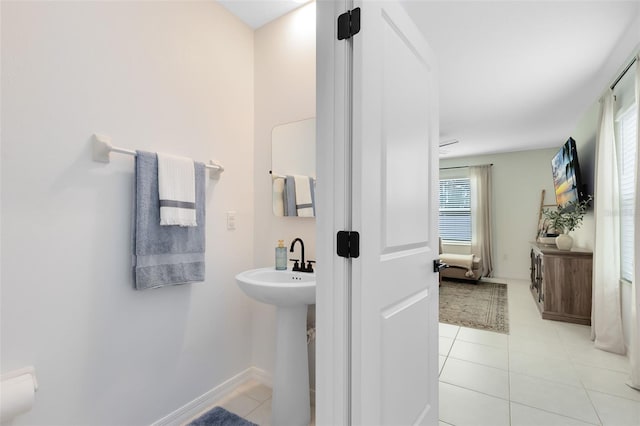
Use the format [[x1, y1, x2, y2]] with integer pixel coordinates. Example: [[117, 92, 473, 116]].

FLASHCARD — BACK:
[[219, 393, 262, 418], [588, 389, 640, 426], [575, 364, 640, 402], [509, 349, 582, 388], [439, 322, 460, 339], [456, 326, 508, 349], [567, 345, 631, 374], [510, 372, 600, 424], [242, 382, 273, 402], [510, 402, 598, 426], [439, 336, 454, 356], [448, 339, 509, 370], [439, 382, 510, 426], [440, 357, 510, 399], [245, 399, 272, 426], [509, 334, 570, 360]]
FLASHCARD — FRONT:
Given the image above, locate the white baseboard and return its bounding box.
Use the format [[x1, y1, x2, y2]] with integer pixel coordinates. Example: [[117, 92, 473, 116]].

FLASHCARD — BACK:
[[250, 366, 273, 388], [152, 367, 273, 426]]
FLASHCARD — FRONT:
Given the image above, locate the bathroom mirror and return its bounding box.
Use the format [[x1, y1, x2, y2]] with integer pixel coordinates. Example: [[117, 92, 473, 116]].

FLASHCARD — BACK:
[[271, 118, 316, 217]]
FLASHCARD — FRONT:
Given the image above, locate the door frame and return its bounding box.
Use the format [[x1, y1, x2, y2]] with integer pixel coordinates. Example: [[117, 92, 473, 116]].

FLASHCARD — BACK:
[[316, 0, 352, 424]]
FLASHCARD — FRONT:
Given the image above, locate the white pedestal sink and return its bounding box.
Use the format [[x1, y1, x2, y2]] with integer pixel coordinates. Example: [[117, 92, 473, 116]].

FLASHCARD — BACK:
[[235, 267, 315, 426]]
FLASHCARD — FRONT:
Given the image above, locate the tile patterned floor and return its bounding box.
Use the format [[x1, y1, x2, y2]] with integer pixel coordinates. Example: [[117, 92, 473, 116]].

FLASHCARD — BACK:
[[183, 379, 283, 426], [189, 279, 638, 425], [439, 279, 639, 426]]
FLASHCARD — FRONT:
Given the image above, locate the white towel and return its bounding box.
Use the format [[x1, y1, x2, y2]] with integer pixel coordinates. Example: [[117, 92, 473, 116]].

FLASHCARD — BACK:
[[157, 152, 196, 227], [272, 176, 285, 216], [294, 175, 314, 217]]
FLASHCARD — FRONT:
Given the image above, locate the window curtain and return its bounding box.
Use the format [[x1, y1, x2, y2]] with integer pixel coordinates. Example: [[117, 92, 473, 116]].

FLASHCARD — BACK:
[[591, 91, 626, 355], [629, 55, 640, 390], [469, 165, 493, 277]]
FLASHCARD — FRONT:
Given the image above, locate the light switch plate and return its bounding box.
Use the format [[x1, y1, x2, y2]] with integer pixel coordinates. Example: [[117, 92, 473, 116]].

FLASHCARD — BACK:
[[226, 211, 236, 230]]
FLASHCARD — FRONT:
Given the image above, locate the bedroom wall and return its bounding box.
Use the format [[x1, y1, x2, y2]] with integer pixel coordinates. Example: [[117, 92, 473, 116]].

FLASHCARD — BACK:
[[569, 11, 640, 248], [567, 101, 597, 251], [1, 2, 255, 424], [441, 148, 557, 281], [569, 48, 640, 348]]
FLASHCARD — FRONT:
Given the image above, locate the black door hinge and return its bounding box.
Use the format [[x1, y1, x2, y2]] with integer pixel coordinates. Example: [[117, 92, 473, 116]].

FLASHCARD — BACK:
[[337, 8, 361, 40], [337, 231, 360, 258]]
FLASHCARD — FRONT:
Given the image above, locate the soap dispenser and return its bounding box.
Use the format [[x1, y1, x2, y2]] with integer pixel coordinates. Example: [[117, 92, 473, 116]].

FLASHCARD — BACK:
[[275, 240, 287, 270]]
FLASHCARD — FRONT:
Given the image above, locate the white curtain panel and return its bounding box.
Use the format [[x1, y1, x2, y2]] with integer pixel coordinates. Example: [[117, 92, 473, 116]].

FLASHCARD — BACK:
[[469, 165, 493, 277], [629, 55, 640, 390], [591, 91, 626, 355]]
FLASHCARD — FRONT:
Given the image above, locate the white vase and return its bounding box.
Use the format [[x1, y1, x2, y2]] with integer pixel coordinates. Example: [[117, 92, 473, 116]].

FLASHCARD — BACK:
[[556, 233, 574, 250]]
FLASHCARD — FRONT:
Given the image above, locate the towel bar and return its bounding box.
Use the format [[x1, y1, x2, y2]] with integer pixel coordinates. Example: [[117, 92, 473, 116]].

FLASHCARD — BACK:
[[92, 134, 224, 179]]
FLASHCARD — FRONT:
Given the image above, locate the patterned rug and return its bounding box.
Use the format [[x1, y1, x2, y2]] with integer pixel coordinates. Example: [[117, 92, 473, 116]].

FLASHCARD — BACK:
[[439, 281, 509, 334], [188, 407, 257, 426]]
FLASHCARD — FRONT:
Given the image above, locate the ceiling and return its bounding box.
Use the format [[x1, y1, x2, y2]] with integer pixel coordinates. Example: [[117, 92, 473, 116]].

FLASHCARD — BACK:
[[218, 0, 309, 29], [220, 1, 640, 158], [403, 1, 640, 158]]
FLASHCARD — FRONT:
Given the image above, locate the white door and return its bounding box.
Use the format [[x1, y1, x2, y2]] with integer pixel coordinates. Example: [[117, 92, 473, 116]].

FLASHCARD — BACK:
[[315, 1, 439, 424], [350, 1, 439, 424]]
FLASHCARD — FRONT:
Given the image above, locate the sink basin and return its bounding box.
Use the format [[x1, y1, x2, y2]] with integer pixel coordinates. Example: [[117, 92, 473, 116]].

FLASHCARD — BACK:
[[235, 268, 315, 306], [235, 267, 316, 425]]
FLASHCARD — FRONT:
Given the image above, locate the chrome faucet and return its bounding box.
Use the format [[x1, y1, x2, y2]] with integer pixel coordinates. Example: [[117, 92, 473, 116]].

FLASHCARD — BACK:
[[289, 238, 314, 273]]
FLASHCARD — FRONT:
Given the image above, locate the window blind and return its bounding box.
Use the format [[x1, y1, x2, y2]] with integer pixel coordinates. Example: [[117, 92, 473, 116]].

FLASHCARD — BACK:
[[439, 178, 471, 242], [616, 104, 637, 282]]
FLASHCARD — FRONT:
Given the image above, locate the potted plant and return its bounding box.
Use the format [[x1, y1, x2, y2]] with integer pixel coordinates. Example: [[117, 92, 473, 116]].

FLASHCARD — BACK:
[[543, 195, 592, 250], [541, 208, 564, 237]]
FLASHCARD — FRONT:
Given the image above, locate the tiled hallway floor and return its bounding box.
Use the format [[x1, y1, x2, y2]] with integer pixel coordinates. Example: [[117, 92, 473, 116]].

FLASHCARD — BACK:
[[190, 279, 638, 426], [439, 279, 638, 426]]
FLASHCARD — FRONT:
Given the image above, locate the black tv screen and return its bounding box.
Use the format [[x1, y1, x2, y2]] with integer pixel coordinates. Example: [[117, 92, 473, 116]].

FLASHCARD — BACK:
[[551, 137, 584, 207]]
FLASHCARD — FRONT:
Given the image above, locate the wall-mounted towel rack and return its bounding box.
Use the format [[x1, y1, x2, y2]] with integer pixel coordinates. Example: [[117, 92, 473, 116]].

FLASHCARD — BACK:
[[92, 134, 224, 179], [269, 171, 318, 181]]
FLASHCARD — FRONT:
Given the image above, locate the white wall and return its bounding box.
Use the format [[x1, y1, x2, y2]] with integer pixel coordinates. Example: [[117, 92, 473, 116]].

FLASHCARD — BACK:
[[441, 148, 557, 280], [568, 14, 640, 346], [568, 101, 598, 250], [569, 11, 640, 250], [252, 3, 317, 384], [1, 2, 255, 424]]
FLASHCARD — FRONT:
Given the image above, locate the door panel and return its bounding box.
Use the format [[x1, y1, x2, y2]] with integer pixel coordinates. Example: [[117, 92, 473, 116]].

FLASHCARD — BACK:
[[381, 292, 433, 425], [381, 11, 432, 252], [351, 1, 439, 425]]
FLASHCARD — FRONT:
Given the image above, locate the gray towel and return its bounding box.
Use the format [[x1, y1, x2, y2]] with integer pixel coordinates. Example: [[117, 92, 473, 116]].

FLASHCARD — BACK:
[[310, 177, 316, 217], [134, 151, 205, 290], [284, 176, 297, 216], [283, 176, 316, 217]]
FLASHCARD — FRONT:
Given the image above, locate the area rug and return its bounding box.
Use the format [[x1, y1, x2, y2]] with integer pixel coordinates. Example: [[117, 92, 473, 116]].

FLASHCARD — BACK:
[[187, 406, 257, 426], [439, 280, 509, 334]]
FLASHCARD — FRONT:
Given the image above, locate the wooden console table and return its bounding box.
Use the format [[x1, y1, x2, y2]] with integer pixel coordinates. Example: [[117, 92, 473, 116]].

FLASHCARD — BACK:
[[529, 242, 593, 325]]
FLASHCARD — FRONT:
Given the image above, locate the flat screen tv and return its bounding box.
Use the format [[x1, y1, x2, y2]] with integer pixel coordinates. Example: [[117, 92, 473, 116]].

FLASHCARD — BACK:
[[551, 137, 584, 207]]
